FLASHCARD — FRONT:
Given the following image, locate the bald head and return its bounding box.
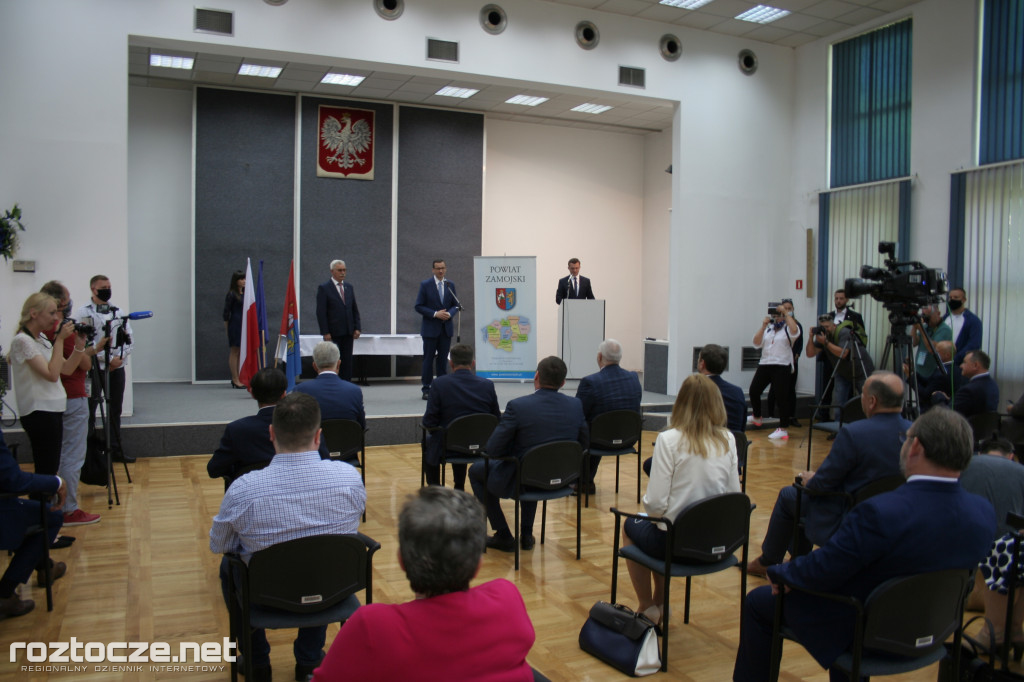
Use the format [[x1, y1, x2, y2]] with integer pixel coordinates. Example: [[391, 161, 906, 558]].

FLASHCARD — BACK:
[[935, 340, 953, 363], [861, 370, 905, 417]]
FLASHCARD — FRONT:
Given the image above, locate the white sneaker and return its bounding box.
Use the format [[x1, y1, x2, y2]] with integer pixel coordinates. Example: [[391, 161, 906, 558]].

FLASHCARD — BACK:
[[768, 428, 789, 440], [746, 415, 763, 427]]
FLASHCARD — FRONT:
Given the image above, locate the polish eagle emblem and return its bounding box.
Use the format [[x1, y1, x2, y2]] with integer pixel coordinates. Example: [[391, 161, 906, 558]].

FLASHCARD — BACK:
[[320, 112, 372, 170]]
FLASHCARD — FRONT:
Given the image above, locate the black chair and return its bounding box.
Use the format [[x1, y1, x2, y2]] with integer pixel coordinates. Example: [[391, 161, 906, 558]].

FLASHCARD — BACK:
[[805, 396, 865, 469], [768, 568, 972, 682], [611, 492, 753, 671], [419, 413, 498, 488], [585, 410, 643, 508], [731, 429, 752, 493], [485, 440, 585, 571], [225, 533, 380, 682], [221, 461, 270, 492], [967, 411, 1003, 448], [321, 419, 366, 520], [790, 474, 904, 558]]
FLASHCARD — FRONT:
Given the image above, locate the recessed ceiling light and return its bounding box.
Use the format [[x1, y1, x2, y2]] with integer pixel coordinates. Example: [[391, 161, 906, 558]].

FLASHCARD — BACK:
[[735, 4, 791, 23], [435, 86, 479, 98], [321, 73, 366, 86], [149, 54, 194, 70], [505, 95, 549, 107], [238, 64, 283, 78], [571, 103, 613, 114], [659, 0, 714, 8]]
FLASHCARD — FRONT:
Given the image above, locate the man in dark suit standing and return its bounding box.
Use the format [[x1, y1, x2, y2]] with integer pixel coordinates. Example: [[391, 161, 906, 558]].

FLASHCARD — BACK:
[[555, 257, 595, 304], [316, 260, 361, 382], [422, 344, 501, 491], [468, 356, 588, 552], [934, 349, 999, 417], [414, 259, 460, 400], [575, 339, 642, 495], [0, 428, 67, 618], [943, 287, 983, 366], [733, 406, 995, 682], [294, 342, 366, 429], [207, 368, 329, 482]]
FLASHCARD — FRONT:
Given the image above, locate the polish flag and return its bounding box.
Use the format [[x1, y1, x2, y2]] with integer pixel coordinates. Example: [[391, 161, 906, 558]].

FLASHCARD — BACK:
[[238, 258, 260, 388]]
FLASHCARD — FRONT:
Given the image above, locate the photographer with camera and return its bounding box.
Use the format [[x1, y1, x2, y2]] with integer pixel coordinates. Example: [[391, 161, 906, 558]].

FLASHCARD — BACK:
[[77, 275, 135, 464], [806, 313, 875, 419], [909, 304, 952, 386], [748, 300, 800, 440]]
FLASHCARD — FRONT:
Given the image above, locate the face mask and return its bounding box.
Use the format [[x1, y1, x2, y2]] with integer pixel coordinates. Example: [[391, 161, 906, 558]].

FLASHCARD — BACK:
[[948, 299, 963, 312], [97, 288, 112, 303]]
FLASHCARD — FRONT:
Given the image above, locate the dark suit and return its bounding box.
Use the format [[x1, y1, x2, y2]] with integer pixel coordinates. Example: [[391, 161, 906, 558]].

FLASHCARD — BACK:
[[734, 480, 995, 682], [576, 364, 642, 484], [294, 372, 366, 429], [414, 278, 459, 392], [949, 373, 1000, 417], [316, 279, 361, 382], [555, 275, 595, 304], [422, 369, 501, 490], [943, 308, 983, 366], [468, 389, 588, 537], [0, 429, 62, 595], [207, 406, 330, 480], [922, 361, 963, 407], [711, 374, 747, 433]]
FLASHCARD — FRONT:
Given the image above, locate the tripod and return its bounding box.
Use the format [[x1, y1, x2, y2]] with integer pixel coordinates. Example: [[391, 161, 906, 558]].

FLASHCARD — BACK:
[[805, 334, 871, 469], [877, 308, 926, 420], [88, 315, 132, 507]]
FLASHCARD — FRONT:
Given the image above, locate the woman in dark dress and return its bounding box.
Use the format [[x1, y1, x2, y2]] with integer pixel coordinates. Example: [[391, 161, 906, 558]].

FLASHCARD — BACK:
[[224, 270, 245, 388]]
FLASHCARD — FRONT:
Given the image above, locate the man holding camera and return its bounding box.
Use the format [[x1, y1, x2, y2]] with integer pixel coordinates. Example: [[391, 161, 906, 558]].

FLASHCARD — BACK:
[[77, 275, 134, 464], [806, 313, 874, 419]]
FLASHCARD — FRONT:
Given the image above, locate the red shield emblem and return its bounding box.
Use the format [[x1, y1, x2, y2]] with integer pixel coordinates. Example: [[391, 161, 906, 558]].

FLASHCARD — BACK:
[[495, 288, 516, 311], [317, 105, 375, 180]]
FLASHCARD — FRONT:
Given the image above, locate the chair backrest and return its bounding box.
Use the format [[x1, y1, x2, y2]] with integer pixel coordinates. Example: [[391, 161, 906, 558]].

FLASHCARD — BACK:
[[444, 413, 499, 457], [589, 410, 643, 450], [670, 492, 751, 563], [860, 569, 970, 658], [730, 429, 749, 471], [519, 441, 584, 491], [321, 419, 364, 461], [851, 474, 904, 506], [967, 411, 1003, 447], [840, 397, 866, 426], [248, 535, 369, 613]]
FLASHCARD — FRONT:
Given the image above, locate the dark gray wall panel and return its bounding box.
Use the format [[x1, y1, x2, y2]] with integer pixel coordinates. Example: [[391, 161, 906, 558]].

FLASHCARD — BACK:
[[299, 98, 394, 336], [194, 88, 295, 381], [396, 107, 483, 344]]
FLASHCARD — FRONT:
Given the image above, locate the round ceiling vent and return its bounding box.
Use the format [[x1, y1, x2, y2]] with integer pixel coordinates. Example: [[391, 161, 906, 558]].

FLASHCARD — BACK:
[[480, 4, 507, 35], [263, 0, 288, 5], [575, 20, 600, 50], [738, 49, 758, 76], [660, 34, 682, 62], [374, 0, 404, 20]]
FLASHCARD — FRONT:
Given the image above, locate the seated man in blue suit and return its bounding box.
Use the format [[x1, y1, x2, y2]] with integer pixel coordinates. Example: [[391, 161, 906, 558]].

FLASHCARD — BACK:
[[575, 339, 642, 495], [294, 342, 366, 429], [207, 368, 329, 482], [933, 349, 999, 418], [0, 428, 67, 618], [733, 406, 996, 682], [422, 343, 501, 491], [747, 371, 911, 577], [468, 356, 588, 553]]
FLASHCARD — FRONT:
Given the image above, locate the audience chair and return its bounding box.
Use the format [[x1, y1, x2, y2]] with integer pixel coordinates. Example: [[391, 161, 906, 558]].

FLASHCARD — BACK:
[[585, 410, 644, 508], [486, 440, 585, 571], [321, 419, 367, 520], [419, 413, 498, 488], [967, 411, 1003, 449], [225, 533, 380, 682], [730, 429, 752, 493], [610, 492, 753, 671], [221, 461, 271, 492], [805, 396, 865, 469], [0, 490, 54, 612], [768, 568, 972, 682]]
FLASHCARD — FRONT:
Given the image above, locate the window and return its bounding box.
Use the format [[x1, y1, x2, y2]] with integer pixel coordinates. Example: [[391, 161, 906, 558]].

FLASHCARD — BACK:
[[979, 0, 1024, 165]]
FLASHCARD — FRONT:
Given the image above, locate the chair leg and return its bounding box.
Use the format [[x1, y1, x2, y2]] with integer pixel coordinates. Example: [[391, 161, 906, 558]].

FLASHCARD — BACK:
[[611, 517, 621, 604], [636, 453, 641, 504], [661, 573, 672, 672], [540, 501, 547, 544], [514, 499, 520, 572], [584, 458, 590, 509], [39, 503, 52, 612], [576, 487, 582, 560], [614, 455, 620, 494], [683, 576, 691, 624]]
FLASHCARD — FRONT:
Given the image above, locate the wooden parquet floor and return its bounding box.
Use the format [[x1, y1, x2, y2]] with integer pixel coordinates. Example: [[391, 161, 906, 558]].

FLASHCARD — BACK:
[[0, 426, 1011, 681]]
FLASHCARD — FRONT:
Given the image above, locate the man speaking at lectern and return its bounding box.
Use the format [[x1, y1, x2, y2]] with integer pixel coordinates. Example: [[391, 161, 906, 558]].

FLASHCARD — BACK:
[[555, 258, 595, 304]]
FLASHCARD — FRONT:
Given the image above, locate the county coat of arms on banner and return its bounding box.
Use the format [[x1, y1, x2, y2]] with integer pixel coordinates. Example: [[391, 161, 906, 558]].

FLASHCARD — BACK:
[[495, 288, 516, 311], [317, 105, 375, 180]]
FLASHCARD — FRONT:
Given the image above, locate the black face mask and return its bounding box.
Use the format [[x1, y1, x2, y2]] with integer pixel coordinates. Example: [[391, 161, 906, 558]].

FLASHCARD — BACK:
[[96, 288, 112, 303], [948, 299, 963, 312]]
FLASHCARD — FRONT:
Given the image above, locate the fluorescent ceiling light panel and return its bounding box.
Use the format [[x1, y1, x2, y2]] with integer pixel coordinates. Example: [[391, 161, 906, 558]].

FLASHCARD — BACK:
[[735, 4, 791, 23], [505, 95, 549, 107], [238, 64, 283, 78], [571, 103, 613, 114], [321, 73, 366, 86], [434, 86, 479, 98], [149, 54, 194, 70], [659, 0, 714, 8]]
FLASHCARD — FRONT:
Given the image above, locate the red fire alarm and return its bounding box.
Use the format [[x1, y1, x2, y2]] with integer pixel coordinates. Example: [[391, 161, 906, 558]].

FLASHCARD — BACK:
[[795, 280, 803, 290]]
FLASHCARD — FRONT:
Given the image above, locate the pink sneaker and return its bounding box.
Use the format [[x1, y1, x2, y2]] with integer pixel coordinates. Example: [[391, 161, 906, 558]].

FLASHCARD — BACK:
[[63, 510, 101, 526], [767, 428, 789, 440], [746, 415, 763, 427]]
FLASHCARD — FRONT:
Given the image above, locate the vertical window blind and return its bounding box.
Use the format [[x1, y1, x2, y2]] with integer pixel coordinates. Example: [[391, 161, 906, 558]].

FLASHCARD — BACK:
[[979, 0, 1024, 165]]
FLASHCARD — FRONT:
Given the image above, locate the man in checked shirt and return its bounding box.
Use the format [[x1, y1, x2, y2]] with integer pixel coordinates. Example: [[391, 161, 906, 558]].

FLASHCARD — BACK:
[[210, 392, 366, 682]]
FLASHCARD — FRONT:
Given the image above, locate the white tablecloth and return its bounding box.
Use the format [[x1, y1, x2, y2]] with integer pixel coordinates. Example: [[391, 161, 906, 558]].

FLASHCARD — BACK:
[[300, 334, 422, 356]]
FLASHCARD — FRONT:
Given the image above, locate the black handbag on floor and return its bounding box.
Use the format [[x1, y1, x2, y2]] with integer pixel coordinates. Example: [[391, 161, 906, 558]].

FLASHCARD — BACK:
[[578, 601, 660, 676]]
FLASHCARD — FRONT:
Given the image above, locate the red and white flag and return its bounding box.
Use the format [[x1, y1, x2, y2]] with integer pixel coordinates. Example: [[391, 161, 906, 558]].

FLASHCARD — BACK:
[[238, 258, 260, 388]]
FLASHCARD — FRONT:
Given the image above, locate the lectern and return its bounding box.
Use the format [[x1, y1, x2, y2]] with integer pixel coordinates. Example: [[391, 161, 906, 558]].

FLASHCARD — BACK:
[[558, 299, 605, 379]]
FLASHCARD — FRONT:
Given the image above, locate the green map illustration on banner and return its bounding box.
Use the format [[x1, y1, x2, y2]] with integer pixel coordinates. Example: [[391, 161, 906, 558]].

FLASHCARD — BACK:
[[484, 316, 531, 352]]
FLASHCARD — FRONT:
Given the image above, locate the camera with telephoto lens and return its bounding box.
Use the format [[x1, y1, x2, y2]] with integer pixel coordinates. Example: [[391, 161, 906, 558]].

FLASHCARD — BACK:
[[65, 318, 96, 341], [844, 241, 947, 310]]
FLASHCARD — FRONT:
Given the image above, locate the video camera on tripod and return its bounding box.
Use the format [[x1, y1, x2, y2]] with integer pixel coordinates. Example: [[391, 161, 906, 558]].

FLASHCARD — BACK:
[[843, 241, 947, 318]]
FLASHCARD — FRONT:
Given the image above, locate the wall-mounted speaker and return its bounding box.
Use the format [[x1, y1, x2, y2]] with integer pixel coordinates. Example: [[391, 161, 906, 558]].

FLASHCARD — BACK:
[[738, 49, 758, 76], [374, 0, 404, 20], [575, 20, 599, 50], [660, 34, 682, 62], [480, 4, 507, 35]]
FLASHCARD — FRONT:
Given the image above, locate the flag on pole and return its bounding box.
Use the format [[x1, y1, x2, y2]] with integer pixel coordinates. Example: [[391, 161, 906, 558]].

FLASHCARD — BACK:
[[277, 260, 302, 391], [255, 260, 270, 370], [238, 258, 260, 388]]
